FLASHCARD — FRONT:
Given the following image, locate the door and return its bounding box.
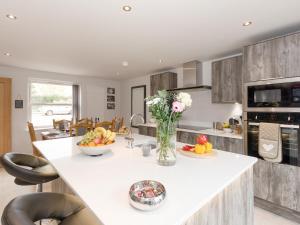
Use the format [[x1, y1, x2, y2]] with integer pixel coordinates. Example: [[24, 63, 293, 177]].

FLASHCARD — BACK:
[[131, 85, 146, 127], [0, 77, 12, 156]]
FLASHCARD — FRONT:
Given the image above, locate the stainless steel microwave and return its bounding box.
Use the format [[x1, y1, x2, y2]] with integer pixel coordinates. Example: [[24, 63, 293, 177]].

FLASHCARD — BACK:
[[245, 77, 300, 112]]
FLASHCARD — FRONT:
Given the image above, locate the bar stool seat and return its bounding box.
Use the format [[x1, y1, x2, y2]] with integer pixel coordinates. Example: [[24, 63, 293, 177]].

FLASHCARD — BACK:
[[1, 193, 101, 225], [0, 153, 58, 186]]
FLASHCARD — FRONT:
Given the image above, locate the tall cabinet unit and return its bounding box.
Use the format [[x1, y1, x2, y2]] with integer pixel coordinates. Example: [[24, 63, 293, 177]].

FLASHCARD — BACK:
[[243, 31, 300, 223], [150, 72, 177, 96], [243, 32, 300, 82], [211, 55, 243, 103]]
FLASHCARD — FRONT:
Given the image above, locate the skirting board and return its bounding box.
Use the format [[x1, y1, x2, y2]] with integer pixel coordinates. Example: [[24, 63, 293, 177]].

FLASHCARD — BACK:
[[255, 197, 300, 223]]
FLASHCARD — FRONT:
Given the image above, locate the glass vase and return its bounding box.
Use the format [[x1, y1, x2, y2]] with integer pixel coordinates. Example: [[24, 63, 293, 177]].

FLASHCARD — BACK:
[[156, 121, 177, 166]]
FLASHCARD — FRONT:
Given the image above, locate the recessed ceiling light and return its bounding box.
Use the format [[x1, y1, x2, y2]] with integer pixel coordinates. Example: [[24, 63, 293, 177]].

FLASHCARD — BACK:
[[243, 21, 252, 26], [122, 61, 129, 67], [122, 5, 132, 12], [4, 52, 11, 56], [6, 14, 17, 20], [159, 59, 163, 63]]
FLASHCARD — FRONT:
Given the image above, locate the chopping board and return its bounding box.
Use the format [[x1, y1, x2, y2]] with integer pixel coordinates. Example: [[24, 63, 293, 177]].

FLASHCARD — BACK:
[[177, 148, 217, 158]]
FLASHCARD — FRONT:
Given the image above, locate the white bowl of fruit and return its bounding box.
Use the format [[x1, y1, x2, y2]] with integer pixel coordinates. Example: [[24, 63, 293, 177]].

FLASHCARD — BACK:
[[77, 127, 116, 156], [179, 135, 216, 158]]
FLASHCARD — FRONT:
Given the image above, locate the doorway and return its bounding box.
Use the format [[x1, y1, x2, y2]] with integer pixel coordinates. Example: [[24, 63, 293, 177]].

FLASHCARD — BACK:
[[0, 77, 12, 156]]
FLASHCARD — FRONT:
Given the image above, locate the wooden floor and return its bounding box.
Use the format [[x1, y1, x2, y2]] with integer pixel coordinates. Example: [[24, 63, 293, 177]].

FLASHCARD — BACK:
[[0, 168, 298, 225]]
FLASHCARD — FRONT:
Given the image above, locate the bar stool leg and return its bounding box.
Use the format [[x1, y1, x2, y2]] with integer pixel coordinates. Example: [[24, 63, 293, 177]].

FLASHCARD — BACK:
[[36, 183, 43, 192], [36, 184, 43, 225]]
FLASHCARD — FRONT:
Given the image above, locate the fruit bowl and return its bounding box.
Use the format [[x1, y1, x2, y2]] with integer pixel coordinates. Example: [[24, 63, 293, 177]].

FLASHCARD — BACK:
[[77, 141, 115, 156], [77, 127, 116, 156], [129, 180, 166, 211]]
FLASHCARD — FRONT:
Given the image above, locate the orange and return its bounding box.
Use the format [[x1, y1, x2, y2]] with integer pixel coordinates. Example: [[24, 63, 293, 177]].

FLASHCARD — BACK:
[[88, 142, 96, 147]]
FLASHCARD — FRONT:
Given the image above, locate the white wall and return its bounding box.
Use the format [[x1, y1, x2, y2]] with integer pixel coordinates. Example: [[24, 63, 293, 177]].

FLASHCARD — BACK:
[[0, 65, 120, 154], [120, 59, 242, 128]]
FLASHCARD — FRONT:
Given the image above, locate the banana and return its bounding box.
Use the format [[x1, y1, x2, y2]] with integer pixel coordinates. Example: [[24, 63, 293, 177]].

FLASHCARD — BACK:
[[108, 132, 116, 142], [95, 127, 107, 138]]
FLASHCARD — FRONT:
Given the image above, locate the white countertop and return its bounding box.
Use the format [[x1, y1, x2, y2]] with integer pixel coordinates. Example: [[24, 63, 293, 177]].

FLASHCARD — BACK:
[[34, 134, 256, 225], [139, 123, 243, 139]]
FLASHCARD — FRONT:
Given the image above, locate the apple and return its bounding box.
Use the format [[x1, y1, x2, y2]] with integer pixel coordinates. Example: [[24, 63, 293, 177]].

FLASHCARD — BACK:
[[197, 135, 208, 145], [94, 137, 102, 145]]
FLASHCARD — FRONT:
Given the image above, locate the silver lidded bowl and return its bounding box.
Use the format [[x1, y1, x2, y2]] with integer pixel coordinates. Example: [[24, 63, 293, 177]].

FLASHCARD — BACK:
[[129, 180, 166, 211]]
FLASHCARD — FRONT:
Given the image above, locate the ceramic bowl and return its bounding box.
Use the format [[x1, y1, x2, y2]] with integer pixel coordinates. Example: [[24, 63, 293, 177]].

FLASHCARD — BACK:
[[129, 180, 166, 211], [223, 128, 232, 133], [77, 142, 115, 156]]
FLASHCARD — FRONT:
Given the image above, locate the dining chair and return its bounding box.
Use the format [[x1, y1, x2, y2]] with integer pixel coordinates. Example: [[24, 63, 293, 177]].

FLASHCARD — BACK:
[[27, 122, 42, 157], [53, 119, 72, 131], [69, 123, 93, 136], [77, 118, 93, 125], [113, 117, 125, 132]]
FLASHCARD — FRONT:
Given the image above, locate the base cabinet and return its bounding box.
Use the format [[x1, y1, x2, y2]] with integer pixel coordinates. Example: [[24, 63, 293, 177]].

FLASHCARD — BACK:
[[138, 126, 156, 137], [254, 159, 300, 213], [177, 131, 244, 154], [138, 127, 244, 155]]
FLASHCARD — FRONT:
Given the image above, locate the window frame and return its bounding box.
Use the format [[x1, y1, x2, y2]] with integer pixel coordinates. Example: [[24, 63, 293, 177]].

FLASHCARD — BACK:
[[28, 79, 75, 129]]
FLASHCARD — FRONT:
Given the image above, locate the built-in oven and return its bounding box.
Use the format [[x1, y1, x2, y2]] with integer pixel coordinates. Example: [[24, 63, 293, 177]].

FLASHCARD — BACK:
[[246, 112, 300, 167], [245, 77, 300, 112]]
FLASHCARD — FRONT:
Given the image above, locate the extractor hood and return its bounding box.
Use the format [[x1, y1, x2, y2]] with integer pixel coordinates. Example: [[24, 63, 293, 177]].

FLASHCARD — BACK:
[[167, 61, 211, 91]]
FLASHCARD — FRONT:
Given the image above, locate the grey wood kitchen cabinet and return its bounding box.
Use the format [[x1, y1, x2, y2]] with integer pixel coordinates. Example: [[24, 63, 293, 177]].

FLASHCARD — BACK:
[[254, 159, 300, 218], [177, 131, 244, 154], [150, 72, 177, 96], [243, 32, 300, 83], [138, 126, 156, 137], [212, 55, 242, 103]]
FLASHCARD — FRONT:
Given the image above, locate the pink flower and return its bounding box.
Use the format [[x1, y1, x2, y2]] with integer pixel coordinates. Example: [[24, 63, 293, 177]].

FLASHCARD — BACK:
[[172, 101, 184, 112]]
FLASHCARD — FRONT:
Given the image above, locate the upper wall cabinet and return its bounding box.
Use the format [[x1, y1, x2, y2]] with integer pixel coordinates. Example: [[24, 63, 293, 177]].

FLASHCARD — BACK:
[[150, 72, 177, 96], [212, 55, 243, 103], [243, 32, 300, 83]]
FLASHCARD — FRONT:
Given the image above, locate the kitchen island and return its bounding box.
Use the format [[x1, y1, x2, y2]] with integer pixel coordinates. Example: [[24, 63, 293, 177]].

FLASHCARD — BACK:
[[34, 134, 257, 225]]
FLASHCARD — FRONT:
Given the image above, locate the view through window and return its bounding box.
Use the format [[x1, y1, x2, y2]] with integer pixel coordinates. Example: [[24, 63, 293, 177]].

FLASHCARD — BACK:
[[30, 82, 73, 127]]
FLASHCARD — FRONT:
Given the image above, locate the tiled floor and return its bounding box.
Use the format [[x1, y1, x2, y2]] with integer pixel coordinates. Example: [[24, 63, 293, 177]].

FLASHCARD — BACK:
[[0, 168, 298, 225]]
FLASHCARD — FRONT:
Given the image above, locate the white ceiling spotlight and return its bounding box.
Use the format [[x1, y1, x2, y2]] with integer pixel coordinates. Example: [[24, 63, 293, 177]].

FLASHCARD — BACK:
[[243, 21, 252, 26], [122, 5, 132, 12], [4, 52, 11, 56], [6, 14, 17, 20], [122, 61, 129, 67], [159, 59, 163, 63]]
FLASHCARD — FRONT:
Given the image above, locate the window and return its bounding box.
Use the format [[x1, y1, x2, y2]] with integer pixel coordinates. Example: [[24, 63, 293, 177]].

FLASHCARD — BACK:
[[30, 82, 74, 128]]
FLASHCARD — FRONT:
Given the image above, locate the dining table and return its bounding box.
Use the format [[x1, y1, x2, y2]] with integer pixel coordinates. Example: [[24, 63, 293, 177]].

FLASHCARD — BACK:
[[41, 129, 71, 140], [33, 134, 257, 225]]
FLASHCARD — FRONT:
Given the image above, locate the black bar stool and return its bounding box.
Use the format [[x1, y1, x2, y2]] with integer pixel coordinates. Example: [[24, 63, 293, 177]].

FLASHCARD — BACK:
[[1, 193, 100, 225], [0, 153, 59, 192]]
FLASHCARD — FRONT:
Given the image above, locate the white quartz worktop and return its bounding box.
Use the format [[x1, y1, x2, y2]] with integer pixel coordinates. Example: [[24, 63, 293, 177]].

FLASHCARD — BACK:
[[34, 134, 256, 225], [139, 123, 243, 139]]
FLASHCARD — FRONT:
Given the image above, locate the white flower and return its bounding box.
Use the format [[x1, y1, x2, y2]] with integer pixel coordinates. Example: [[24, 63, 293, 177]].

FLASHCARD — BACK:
[[177, 92, 192, 108], [146, 97, 161, 106]]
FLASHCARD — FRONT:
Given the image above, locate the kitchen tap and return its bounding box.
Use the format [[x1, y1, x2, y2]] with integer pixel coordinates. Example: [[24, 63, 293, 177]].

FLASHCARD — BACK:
[[125, 113, 145, 149]]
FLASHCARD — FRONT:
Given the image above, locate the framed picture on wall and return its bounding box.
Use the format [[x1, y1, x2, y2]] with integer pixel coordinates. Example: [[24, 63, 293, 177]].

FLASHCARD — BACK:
[[107, 103, 115, 110], [107, 88, 115, 95], [107, 95, 115, 102]]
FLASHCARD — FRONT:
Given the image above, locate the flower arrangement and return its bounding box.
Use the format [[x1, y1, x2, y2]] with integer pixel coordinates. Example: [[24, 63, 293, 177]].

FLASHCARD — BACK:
[[146, 90, 192, 166]]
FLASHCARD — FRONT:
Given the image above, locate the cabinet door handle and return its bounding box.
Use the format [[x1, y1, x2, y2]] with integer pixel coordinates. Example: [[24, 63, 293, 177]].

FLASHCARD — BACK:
[[248, 122, 299, 129]]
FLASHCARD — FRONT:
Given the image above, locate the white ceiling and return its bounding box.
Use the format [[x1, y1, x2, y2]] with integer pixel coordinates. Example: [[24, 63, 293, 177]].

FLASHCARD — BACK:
[[1, 0, 300, 79]]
